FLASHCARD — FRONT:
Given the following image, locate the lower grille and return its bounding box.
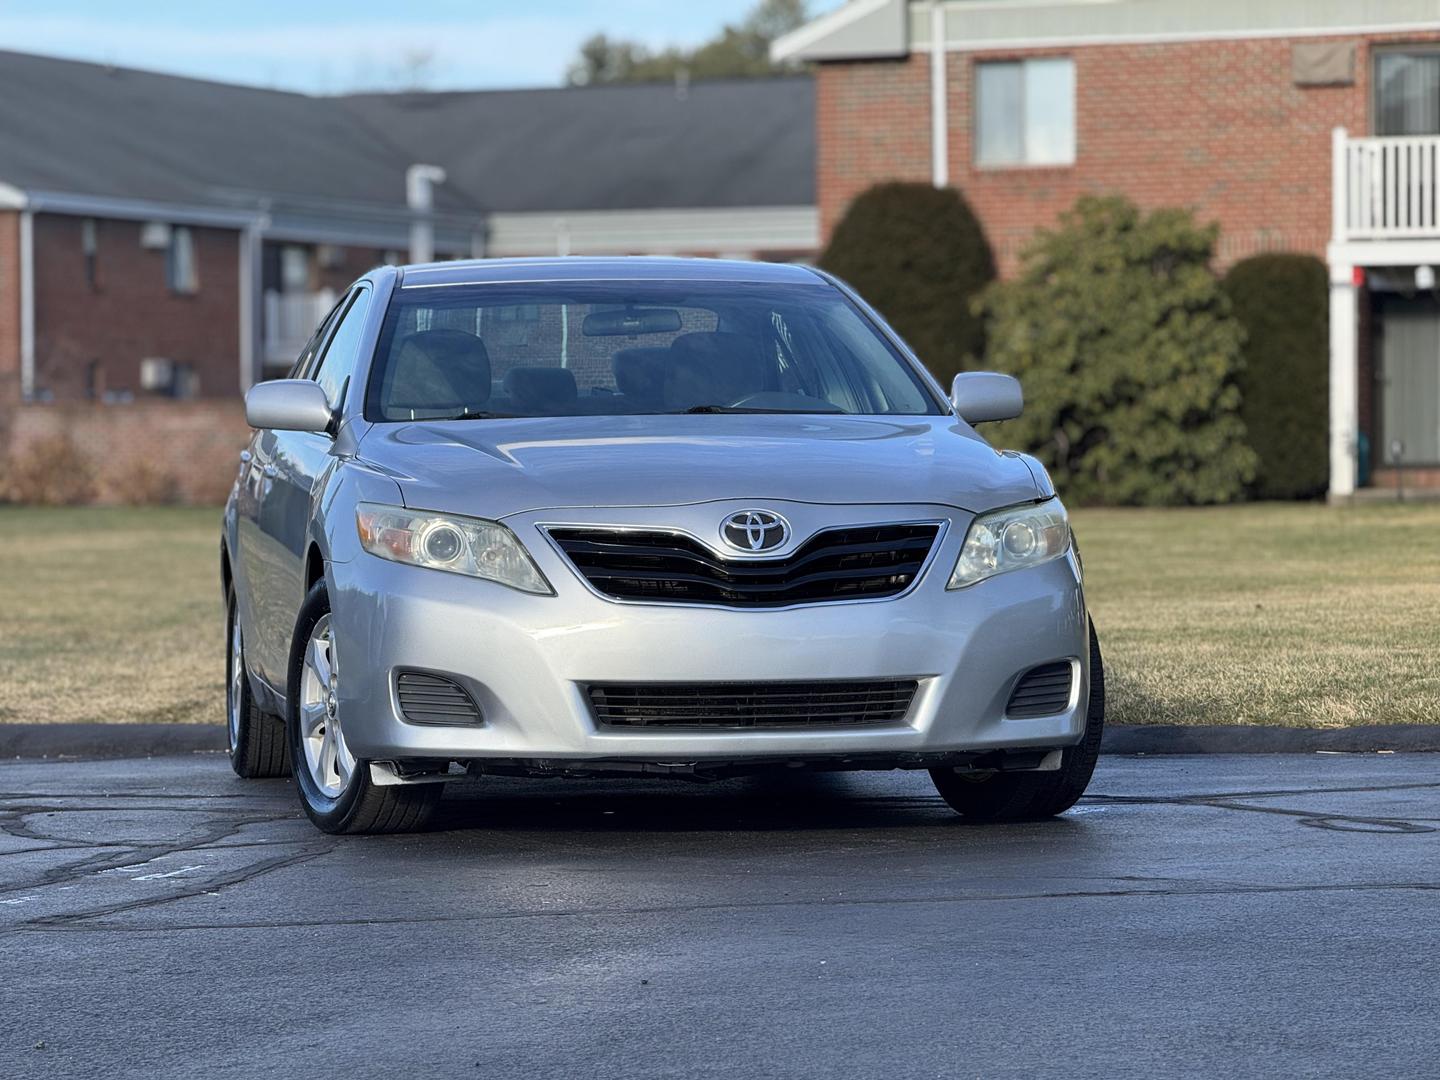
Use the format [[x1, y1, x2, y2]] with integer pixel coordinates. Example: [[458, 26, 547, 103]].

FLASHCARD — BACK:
[[589, 679, 919, 730], [396, 672, 483, 725], [547, 523, 941, 607], [1005, 662, 1075, 718]]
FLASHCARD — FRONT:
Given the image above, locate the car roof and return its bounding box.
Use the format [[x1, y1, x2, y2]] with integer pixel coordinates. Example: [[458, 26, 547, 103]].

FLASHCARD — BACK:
[[394, 257, 825, 290]]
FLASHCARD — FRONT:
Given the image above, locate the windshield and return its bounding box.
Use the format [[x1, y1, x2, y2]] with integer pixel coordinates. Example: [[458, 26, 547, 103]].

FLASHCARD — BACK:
[[363, 279, 944, 421]]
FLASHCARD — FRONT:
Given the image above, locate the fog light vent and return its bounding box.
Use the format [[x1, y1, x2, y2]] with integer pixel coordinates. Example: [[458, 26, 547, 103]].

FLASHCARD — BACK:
[[396, 672, 482, 726], [1005, 662, 1074, 719]]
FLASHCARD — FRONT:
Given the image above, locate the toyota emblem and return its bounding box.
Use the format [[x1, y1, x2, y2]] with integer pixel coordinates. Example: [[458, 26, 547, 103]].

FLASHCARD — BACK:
[[720, 509, 791, 553]]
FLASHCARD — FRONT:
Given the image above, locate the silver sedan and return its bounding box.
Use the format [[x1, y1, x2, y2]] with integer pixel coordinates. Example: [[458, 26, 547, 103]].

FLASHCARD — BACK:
[[222, 258, 1103, 834]]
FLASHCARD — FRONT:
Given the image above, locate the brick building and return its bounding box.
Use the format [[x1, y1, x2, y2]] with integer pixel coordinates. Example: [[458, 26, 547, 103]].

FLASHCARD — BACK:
[[774, 0, 1440, 498], [0, 53, 817, 499]]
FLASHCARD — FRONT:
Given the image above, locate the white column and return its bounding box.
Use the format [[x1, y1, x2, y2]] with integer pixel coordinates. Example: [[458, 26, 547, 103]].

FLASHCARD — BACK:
[[930, 2, 948, 188], [1328, 265, 1359, 499], [237, 222, 262, 392], [18, 208, 33, 400], [406, 164, 447, 264]]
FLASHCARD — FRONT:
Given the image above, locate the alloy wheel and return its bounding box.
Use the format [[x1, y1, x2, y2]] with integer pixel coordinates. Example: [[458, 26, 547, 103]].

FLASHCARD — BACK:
[[298, 614, 354, 798]]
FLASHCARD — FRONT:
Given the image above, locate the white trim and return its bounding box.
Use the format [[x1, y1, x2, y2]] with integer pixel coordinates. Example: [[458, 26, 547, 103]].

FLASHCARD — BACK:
[[1328, 239, 1440, 268], [0, 182, 26, 210], [929, 2, 948, 188], [781, 0, 1440, 60], [927, 21, 1440, 52], [772, 0, 895, 62], [484, 205, 819, 259], [18, 209, 33, 400]]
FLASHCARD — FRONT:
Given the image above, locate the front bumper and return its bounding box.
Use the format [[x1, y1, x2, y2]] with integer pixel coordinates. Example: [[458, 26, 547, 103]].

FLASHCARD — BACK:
[[328, 501, 1090, 764]]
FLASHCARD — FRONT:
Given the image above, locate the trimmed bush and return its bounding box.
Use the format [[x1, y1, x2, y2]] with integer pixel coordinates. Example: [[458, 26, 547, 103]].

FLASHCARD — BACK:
[[820, 182, 995, 386], [979, 196, 1256, 506], [1222, 254, 1329, 500]]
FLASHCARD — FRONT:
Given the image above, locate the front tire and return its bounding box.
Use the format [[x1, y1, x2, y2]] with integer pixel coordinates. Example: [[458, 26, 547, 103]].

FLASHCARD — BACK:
[[226, 584, 289, 779], [930, 620, 1106, 822], [286, 580, 442, 835]]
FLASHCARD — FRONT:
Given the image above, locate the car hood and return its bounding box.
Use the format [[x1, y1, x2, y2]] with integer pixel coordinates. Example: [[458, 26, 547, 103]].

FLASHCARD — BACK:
[[358, 414, 1044, 518]]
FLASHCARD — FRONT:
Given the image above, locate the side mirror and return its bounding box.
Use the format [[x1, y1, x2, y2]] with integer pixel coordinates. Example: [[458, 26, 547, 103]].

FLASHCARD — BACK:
[[950, 372, 1022, 424], [245, 379, 334, 433]]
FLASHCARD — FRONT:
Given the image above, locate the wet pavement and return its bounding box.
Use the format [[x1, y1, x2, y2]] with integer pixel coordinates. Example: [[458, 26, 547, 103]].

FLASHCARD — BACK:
[[2, 752, 1437, 1078]]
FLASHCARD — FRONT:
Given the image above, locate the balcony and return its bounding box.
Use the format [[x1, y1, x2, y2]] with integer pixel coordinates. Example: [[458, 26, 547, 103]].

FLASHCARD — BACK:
[[1333, 128, 1440, 243], [262, 288, 337, 371]]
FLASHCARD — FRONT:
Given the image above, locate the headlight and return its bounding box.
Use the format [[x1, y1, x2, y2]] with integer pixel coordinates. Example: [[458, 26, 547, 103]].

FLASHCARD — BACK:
[[355, 503, 552, 594], [947, 497, 1070, 589]]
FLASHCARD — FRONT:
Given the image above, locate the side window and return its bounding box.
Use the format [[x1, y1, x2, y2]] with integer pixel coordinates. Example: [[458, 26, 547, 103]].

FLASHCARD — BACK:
[[288, 298, 345, 380], [312, 288, 373, 410]]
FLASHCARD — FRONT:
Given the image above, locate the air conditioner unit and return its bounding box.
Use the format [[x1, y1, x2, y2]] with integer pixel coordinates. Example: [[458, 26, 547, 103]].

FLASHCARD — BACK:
[[140, 222, 172, 249], [140, 357, 174, 391]]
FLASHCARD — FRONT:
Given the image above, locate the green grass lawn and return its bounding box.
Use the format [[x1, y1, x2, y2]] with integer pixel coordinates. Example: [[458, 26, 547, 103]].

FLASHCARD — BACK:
[[1, 503, 1436, 726]]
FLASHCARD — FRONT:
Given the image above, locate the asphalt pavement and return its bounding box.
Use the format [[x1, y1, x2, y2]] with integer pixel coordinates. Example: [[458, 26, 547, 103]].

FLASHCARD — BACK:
[[2, 752, 1437, 1079]]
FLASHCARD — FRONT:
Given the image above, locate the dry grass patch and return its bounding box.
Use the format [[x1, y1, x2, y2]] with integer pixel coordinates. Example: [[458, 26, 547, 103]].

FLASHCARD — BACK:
[[1075, 503, 1440, 726], [0, 506, 221, 724]]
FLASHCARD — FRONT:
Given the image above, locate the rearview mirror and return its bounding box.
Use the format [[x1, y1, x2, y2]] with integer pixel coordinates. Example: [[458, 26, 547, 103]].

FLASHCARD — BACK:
[[582, 308, 683, 337], [950, 372, 1022, 424], [245, 379, 334, 433]]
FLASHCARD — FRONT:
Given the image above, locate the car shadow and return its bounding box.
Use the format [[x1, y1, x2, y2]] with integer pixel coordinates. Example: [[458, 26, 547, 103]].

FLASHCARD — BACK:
[[424, 770, 1086, 835]]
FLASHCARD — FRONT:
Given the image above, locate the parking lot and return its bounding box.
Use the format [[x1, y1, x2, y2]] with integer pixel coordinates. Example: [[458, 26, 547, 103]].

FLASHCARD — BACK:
[[3, 752, 1437, 1078]]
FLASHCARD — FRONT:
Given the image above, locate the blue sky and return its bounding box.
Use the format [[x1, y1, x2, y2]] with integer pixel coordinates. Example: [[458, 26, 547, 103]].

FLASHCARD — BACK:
[[0, 1, 836, 93]]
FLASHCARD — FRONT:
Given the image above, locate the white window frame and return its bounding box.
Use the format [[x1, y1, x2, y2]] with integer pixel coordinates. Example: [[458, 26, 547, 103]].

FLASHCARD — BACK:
[[974, 57, 1076, 168]]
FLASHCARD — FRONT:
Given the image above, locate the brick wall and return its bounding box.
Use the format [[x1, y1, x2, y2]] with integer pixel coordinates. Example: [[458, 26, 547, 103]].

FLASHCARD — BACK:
[[818, 31, 1440, 276], [817, 57, 933, 241], [32, 214, 241, 400], [5, 400, 251, 505]]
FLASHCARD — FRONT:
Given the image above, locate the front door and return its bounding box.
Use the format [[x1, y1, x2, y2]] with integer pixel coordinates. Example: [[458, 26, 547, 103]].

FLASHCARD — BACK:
[[1377, 296, 1440, 469]]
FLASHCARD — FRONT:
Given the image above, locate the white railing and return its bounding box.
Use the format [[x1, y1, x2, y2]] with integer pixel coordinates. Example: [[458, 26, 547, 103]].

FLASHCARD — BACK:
[[262, 288, 337, 368], [1334, 128, 1440, 241]]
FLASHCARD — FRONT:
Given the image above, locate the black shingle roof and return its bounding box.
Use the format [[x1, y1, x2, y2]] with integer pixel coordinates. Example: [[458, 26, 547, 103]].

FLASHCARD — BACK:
[[339, 78, 816, 212], [0, 49, 814, 217]]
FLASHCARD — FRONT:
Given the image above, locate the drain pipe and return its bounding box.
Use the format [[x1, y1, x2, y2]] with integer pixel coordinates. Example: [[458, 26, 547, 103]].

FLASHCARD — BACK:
[[930, 2, 948, 188], [18, 206, 34, 399], [406, 164, 447, 264]]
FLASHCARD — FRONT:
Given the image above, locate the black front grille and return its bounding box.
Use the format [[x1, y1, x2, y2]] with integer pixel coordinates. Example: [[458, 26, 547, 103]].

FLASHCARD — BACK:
[[547, 523, 941, 607], [1005, 662, 1074, 718], [396, 672, 483, 725], [589, 680, 919, 730]]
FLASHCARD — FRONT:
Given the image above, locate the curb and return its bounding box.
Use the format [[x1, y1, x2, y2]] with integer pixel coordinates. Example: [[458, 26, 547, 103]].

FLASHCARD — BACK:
[[2, 722, 1438, 762], [0, 723, 228, 761], [1101, 723, 1440, 755]]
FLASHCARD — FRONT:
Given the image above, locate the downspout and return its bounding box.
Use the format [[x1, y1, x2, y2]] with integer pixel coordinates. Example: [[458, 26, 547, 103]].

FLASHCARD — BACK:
[[930, 2, 949, 189], [237, 219, 263, 393], [406, 164, 447, 263], [19, 208, 34, 400]]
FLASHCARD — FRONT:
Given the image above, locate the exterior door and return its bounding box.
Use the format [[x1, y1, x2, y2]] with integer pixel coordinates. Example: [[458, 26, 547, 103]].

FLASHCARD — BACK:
[[235, 295, 345, 687], [248, 285, 374, 683], [1377, 296, 1440, 469]]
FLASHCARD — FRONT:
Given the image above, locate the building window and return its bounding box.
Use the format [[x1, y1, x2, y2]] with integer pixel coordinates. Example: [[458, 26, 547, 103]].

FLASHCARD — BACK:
[[166, 226, 199, 294], [975, 57, 1075, 167], [1375, 49, 1440, 136], [81, 218, 98, 289]]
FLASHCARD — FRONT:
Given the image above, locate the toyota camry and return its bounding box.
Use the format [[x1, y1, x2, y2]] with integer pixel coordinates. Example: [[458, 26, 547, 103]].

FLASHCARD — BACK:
[[222, 258, 1103, 834]]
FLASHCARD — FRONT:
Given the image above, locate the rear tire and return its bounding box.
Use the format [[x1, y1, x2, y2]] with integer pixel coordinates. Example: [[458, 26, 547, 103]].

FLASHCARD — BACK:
[[286, 580, 442, 835], [930, 620, 1105, 822], [226, 584, 290, 779]]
